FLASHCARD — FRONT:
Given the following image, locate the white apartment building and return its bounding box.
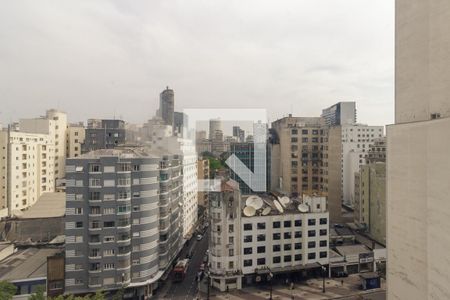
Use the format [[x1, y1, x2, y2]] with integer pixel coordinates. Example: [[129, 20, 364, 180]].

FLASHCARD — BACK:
[[66, 124, 85, 158], [340, 124, 384, 206], [209, 179, 329, 292], [0, 129, 55, 215], [19, 109, 67, 185], [145, 118, 199, 240]]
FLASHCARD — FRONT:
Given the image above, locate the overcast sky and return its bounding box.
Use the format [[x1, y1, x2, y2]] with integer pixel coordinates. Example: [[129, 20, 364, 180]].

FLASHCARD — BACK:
[[0, 0, 394, 129]]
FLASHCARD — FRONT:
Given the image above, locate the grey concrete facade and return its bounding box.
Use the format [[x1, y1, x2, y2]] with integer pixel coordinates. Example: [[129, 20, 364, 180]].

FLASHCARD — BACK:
[[64, 148, 183, 297], [82, 120, 126, 154]]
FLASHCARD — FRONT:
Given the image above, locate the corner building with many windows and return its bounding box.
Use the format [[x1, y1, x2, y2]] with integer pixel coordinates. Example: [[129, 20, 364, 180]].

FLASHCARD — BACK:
[[208, 179, 329, 292], [64, 148, 182, 297]]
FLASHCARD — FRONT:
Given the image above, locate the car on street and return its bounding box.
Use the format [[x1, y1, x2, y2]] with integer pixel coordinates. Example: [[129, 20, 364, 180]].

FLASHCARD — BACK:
[[196, 234, 203, 241]]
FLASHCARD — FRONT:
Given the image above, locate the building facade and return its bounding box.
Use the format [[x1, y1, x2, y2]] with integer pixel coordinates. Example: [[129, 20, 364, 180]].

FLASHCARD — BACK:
[[82, 119, 126, 153], [66, 123, 85, 158], [197, 158, 210, 207], [0, 129, 55, 216], [321, 102, 356, 126], [387, 1, 450, 299], [208, 179, 329, 292], [271, 115, 327, 196], [64, 148, 183, 297]]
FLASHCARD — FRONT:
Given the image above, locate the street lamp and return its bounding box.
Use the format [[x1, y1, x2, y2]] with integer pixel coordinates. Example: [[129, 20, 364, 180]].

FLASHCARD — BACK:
[[266, 267, 274, 300], [321, 266, 326, 293]]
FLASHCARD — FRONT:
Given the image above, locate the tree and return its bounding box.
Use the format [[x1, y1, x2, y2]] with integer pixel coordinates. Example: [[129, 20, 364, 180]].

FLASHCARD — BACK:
[[112, 288, 125, 300], [0, 281, 17, 300], [91, 290, 105, 300], [28, 285, 45, 300]]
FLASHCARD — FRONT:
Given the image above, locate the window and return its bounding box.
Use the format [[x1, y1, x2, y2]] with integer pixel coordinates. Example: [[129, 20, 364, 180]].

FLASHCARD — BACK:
[[118, 163, 131, 172], [244, 223, 252, 231], [104, 263, 115, 270], [284, 255, 292, 262], [302, 129, 308, 135], [90, 206, 100, 215], [273, 245, 281, 252], [229, 224, 234, 232], [90, 221, 100, 229], [257, 234, 266, 242], [284, 232, 292, 239], [295, 220, 302, 227], [295, 231, 302, 238], [103, 207, 115, 215], [75, 208, 83, 215], [117, 178, 130, 186], [320, 240, 327, 247], [257, 222, 266, 230], [273, 256, 281, 264], [257, 258, 266, 265], [273, 221, 281, 228], [257, 246, 266, 254], [229, 249, 234, 256], [291, 137, 298, 143], [244, 235, 252, 243], [308, 219, 316, 226], [104, 221, 115, 228], [90, 248, 100, 257], [244, 247, 253, 255], [308, 241, 316, 248], [273, 233, 281, 240], [320, 229, 327, 236], [90, 263, 100, 271], [295, 243, 302, 250], [229, 236, 234, 244], [284, 220, 291, 228], [308, 253, 316, 260], [308, 230, 316, 237], [90, 192, 101, 200], [244, 259, 252, 267], [284, 244, 292, 251], [89, 178, 101, 187], [117, 205, 130, 213], [133, 164, 140, 171], [90, 235, 100, 243], [320, 251, 327, 258], [104, 236, 115, 242], [89, 164, 101, 172], [295, 254, 302, 261], [75, 221, 83, 228], [104, 249, 115, 256], [320, 218, 327, 225]]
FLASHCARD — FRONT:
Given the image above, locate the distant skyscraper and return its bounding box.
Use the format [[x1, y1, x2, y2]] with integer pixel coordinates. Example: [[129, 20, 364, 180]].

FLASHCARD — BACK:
[[159, 87, 175, 127], [321, 102, 356, 126], [209, 118, 222, 140], [174, 111, 188, 137]]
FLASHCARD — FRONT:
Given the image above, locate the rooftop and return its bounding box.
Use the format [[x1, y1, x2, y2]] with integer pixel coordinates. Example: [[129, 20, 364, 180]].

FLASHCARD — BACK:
[[335, 244, 371, 256], [0, 247, 62, 281], [15, 192, 65, 219], [241, 194, 327, 217], [75, 147, 159, 159]]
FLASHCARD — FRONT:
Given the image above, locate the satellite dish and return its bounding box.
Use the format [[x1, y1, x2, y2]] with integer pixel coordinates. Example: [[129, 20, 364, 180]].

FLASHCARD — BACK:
[[274, 200, 284, 213], [246, 196, 263, 210], [279, 196, 290, 207], [298, 204, 309, 213], [243, 206, 256, 217], [262, 207, 271, 216]]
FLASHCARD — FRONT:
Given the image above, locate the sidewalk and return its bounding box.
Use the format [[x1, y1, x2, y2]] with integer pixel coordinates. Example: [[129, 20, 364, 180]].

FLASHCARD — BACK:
[[197, 275, 386, 300]]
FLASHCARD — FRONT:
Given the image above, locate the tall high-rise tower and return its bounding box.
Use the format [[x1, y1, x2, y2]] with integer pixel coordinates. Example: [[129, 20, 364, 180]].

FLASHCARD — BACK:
[[159, 87, 175, 127]]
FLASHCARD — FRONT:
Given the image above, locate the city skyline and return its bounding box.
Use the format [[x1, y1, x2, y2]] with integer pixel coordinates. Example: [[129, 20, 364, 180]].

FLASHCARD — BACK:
[[0, 1, 393, 127]]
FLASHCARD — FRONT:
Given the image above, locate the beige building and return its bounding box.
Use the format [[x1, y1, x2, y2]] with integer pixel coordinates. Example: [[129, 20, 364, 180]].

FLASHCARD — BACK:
[[0, 129, 55, 215], [66, 123, 85, 158], [354, 163, 386, 245], [197, 158, 209, 207], [271, 115, 326, 196], [325, 124, 383, 222], [387, 1, 450, 299], [19, 109, 67, 185]]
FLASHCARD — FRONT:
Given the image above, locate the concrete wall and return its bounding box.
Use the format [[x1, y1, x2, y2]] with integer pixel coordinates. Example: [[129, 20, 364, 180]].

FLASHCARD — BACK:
[[387, 117, 450, 300], [396, 0, 450, 123], [327, 126, 342, 223]]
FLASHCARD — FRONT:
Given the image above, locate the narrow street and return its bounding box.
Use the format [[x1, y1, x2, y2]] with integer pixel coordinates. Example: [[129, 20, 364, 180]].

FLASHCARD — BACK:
[[156, 230, 209, 300]]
